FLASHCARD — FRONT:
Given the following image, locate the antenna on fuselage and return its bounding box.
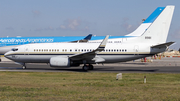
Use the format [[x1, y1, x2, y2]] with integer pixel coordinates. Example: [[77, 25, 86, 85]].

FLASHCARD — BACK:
[[142, 19, 146, 23]]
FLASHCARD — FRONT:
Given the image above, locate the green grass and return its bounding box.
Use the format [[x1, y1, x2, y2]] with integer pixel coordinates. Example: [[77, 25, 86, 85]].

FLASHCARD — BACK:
[[0, 72, 180, 101]]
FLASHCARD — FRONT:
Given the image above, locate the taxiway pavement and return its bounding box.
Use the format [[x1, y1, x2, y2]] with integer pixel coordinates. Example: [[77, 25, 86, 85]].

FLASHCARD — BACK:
[[0, 57, 180, 73]]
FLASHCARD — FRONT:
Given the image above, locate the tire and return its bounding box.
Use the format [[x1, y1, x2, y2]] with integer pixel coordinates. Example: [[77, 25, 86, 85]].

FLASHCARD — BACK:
[[89, 64, 94, 70], [83, 65, 89, 71], [23, 66, 26, 69]]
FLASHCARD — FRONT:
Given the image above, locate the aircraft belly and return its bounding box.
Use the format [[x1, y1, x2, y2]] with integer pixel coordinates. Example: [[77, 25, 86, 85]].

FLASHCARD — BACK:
[[12, 55, 50, 63], [99, 54, 151, 63]]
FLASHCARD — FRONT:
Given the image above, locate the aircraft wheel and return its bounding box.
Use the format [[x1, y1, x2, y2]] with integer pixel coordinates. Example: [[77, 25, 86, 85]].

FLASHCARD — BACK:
[[0, 58, 1, 62], [82, 65, 89, 71], [89, 64, 94, 70], [23, 66, 26, 69]]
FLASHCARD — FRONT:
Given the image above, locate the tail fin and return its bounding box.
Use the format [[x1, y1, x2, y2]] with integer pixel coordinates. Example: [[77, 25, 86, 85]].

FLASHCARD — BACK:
[[84, 34, 92, 40], [126, 6, 170, 36], [140, 5, 175, 44], [70, 34, 92, 43]]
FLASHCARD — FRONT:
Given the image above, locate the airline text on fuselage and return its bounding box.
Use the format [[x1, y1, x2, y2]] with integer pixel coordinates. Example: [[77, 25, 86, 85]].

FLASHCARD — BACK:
[[0, 38, 54, 43]]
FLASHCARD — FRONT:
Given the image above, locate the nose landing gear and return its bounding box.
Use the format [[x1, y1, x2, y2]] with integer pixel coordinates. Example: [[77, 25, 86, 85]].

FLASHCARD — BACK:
[[19, 63, 26, 69], [22, 65, 26, 69]]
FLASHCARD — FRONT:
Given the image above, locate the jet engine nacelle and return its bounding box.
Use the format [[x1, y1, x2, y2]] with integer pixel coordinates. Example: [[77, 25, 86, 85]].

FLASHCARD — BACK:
[[50, 56, 70, 67]]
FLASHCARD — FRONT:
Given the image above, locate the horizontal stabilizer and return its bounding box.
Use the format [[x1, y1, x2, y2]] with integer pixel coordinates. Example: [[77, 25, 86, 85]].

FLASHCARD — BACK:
[[151, 42, 174, 48]]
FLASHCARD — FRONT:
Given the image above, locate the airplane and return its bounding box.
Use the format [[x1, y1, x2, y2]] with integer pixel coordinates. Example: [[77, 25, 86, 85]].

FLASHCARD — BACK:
[[0, 34, 92, 55], [0, 34, 92, 61], [4, 5, 175, 71], [0, 5, 166, 61]]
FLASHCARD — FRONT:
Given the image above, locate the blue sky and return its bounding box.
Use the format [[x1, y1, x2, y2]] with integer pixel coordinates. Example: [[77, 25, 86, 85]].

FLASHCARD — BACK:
[[0, 0, 180, 49]]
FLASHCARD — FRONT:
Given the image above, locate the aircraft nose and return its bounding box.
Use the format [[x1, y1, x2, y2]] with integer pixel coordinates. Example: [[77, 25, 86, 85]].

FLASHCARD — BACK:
[[4, 51, 13, 60]]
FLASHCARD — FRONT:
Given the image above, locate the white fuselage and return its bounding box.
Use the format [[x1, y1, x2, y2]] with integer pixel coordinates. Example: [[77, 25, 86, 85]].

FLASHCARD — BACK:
[[4, 38, 165, 64]]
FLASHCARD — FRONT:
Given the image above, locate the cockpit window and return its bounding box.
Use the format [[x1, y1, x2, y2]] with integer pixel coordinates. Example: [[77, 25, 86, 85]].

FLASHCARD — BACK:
[[12, 48, 18, 51]]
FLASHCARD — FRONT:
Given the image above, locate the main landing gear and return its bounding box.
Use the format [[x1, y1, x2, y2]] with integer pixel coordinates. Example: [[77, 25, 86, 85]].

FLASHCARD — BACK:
[[82, 64, 94, 71]]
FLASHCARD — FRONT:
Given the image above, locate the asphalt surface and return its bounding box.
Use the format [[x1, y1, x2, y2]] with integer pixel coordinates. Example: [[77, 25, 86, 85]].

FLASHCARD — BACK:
[[0, 57, 180, 73]]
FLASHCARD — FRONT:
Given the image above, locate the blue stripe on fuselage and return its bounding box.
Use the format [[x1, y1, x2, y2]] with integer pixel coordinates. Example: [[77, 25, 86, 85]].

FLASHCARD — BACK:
[[0, 36, 135, 47]]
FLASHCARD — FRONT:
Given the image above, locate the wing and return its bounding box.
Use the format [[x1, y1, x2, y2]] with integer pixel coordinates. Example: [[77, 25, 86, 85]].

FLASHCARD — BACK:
[[69, 35, 109, 61]]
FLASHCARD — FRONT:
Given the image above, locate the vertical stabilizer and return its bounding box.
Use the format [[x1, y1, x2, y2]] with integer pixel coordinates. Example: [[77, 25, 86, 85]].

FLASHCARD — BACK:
[[126, 7, 165, 36], [140, 5, 175, 44]]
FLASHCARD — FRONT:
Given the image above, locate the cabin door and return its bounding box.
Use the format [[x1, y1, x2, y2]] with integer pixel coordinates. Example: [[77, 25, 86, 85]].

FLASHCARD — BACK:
[[24, 45, 29, 55], [134, 45, 139, 55]]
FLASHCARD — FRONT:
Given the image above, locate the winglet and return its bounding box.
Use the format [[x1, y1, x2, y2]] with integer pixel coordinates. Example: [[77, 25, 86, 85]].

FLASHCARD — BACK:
[[69, 35, 109, 61], [96, 35, 109, 52]]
